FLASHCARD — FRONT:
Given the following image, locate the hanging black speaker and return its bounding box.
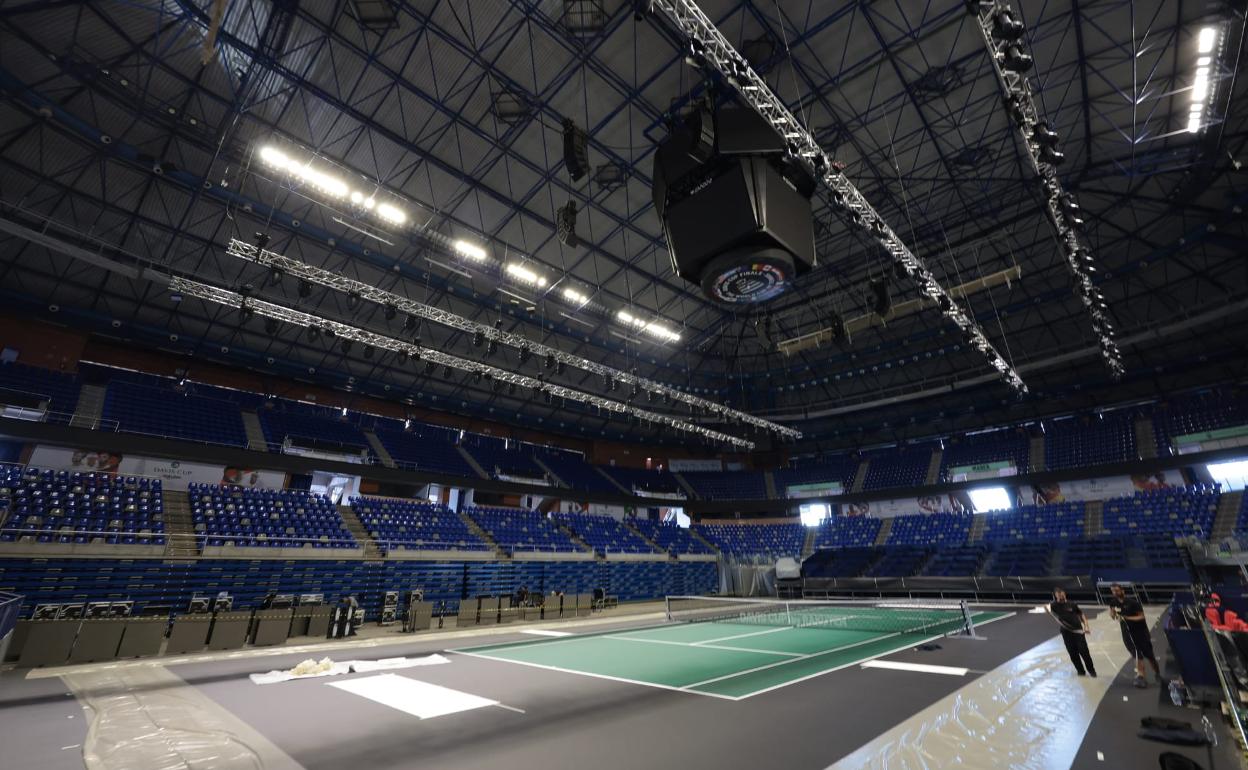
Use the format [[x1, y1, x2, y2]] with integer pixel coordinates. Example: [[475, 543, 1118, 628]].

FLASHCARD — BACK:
[[563, 118, 590, 182]]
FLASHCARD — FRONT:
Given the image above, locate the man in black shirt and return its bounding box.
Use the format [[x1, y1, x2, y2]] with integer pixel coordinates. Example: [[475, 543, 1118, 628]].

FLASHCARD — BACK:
[[1049, 588, 1095, 676], [1108, 583, 1160, 687]]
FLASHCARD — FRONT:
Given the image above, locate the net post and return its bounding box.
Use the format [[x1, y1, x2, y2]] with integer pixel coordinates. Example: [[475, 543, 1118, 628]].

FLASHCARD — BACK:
[[665, 595, 672, 622], [960, 600, 986, 640]]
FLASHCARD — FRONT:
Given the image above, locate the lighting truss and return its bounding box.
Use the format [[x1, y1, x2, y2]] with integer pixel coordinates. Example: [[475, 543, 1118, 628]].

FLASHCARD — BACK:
[[168, 275, 755, 449], [225, 238, 799, 439], [644, 0, 1027, 394], [968, 2, 1123, 380]]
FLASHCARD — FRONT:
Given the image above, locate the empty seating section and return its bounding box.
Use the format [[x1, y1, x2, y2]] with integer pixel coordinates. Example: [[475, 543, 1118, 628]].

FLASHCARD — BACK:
[[462, 436, 547, 480], [939, 429, 1030, 480], [886, 513, 972, 547], [682, 470, 767, 500], [103, 381, 247, 446], [866, 546, 930, 577], [0, 467, 164, 545], [862, 446, 934, 491], [0, 362, 80, 414], [558, 513, 656, 555], [0, 558, 718, 619], [534, 448, 620, 492], [774, 456, 858, 495], [987, 542, 1054, 576], [630, 519, 715, 555], [1062, 536, 1129, 573], [922, 544, 989, 576], [602, 466, 683, 495], [812, 515, 881, 549], [981, 502, 1087, 542], [693, 523, 804, 558], [190, 483, 355, 549], [257, 402, 369, 451], [466, 507, 581, 553], [1044, 413, 1136, 470], [349, 497, 489, 552], [1154, 392, 1248, 453], [1101, 486, 1219, 536], [372, 423, 477, 476], [801, 547, 879, 578]]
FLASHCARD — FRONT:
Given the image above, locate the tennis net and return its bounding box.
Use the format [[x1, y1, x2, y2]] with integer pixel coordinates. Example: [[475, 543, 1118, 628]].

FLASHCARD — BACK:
[[664, 596, 980, 637]]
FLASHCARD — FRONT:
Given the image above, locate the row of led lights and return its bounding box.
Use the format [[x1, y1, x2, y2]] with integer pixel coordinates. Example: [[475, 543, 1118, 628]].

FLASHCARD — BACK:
[[261, 144, 685, 344], [1189, 27, 1219, 133]]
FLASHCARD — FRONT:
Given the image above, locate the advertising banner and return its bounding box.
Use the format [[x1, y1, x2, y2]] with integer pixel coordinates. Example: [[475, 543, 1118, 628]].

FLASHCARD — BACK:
[[27, 445, 286, 491], [668, 459, 724, 472], [840, 494, 962, 518], [787, 481, 844, 499], [948, 460, 1017, 483], [1027, 469, 1180, 504]]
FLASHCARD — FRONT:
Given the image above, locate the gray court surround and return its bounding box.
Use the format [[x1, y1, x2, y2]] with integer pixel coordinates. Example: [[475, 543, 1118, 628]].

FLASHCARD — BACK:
[[1, 607, 1234, 770]]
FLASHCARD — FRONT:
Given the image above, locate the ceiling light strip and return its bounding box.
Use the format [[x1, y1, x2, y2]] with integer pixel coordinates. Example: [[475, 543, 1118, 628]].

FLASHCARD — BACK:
[[644, 0, 1027, 394], [167, 276, 754, 449], [968, 2, 1123, 379], [225, 239, 799, 438]]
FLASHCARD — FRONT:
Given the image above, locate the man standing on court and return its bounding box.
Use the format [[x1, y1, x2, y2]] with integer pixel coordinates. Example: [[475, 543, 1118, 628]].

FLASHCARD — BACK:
[[1108, 583, 1160, 687], [1048, 588, 1095, 676]]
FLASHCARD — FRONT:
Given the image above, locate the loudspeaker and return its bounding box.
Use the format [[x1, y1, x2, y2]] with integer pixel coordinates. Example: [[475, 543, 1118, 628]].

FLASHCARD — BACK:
[[871, 279, 892, 317], [563, 118, 590, 181]]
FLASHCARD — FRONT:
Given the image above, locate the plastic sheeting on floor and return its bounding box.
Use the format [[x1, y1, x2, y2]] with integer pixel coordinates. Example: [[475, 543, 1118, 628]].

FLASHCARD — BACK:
[[827, 612, 1135, 770], [248, 653, 450, 685], [62, 665, 302, 770]]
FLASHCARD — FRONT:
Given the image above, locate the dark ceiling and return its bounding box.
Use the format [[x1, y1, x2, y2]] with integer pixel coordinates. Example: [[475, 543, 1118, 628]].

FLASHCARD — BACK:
[[0, 0, 1245, 455]]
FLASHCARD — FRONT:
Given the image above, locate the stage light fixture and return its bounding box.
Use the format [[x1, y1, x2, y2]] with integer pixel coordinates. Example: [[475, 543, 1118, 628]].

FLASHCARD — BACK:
[[519, 346, 531, 365], [556, 360, 565, 376], [506, 262, 547, 287], [487, 339, 498, 356], [1039, 145, 1065, 166], [1001, 44, 1032, 72], [347, 292, 361, 310], [472, 330, 485, 348], [404, 314, 418, 332], [307, 326, 320, 341], [991, 9, 1025, 41], [341, 339, 353, 353], [298, 279, 312, 298], [556, 201, 579, 248], [397, 350, 409, 364], [384, 304, 397, 321], [452, 239, 488, 261]]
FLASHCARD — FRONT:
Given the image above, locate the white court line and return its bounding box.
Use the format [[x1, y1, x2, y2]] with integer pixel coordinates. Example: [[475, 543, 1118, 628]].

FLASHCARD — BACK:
[[610, 636, 803, 657], [451, 650, 737, 700], [680, 632, 901, 690], [687, 611, 1015, 699], [495, 703, 526, 714], [860, 660, 969, 677], [518, 629, 573, 638], [690, 626, 795, 645]]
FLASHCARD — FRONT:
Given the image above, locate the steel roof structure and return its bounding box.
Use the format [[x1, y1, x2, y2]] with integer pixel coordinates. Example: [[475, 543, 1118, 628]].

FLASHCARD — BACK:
[[0, 0, 1244, 454]]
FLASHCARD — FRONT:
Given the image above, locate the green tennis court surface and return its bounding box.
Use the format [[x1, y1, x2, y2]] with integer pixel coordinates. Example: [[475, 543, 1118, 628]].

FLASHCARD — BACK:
[[454, 608, 1009, 700]]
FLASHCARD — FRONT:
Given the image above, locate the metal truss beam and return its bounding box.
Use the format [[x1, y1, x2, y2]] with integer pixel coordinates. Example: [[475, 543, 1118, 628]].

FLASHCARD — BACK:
[[969, 1, 1124, 379], [168, 275, 755, 449], [224, 238, 798, 440], [645, 0, 1027, 394]]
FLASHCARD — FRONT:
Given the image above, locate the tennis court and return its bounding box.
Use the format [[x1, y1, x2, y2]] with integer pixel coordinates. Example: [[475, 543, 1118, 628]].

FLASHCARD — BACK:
[[454, 597, 1011, 700]]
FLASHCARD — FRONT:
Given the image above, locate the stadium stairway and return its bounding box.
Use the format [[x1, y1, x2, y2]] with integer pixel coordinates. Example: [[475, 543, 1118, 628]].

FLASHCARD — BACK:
[[688, 527, 719, 554], [1028, 435, 1046, 472], [456, 446, 489, 479], [241, 411, 269, 452], [624, 520, 668, 556], [457, 509, 502, 555], [338, 505, 382, 559], [851, 460, 870, 492], [594, 467, 631, 494], [532, 456, 568, 488], [1085, 500, 1105, 536], [553, 520, 598, 557], [924, 449, 943, 485], [763, 470, 778, 499], [801, 527, 817, 560], [1134, 415, 1159, 460], [161, 489, 198, 558], [969, 513, 988, 542], [672, 472, 698, 499], [873, 517, 894, 546], [363, 430, 396, 468], [69, 383, 106, 428], [1212, 490, 1244, 539]]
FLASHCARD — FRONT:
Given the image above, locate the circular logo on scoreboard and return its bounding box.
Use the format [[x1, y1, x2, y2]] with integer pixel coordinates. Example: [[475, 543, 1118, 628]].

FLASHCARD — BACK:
[[706, 261, 791, 303]]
